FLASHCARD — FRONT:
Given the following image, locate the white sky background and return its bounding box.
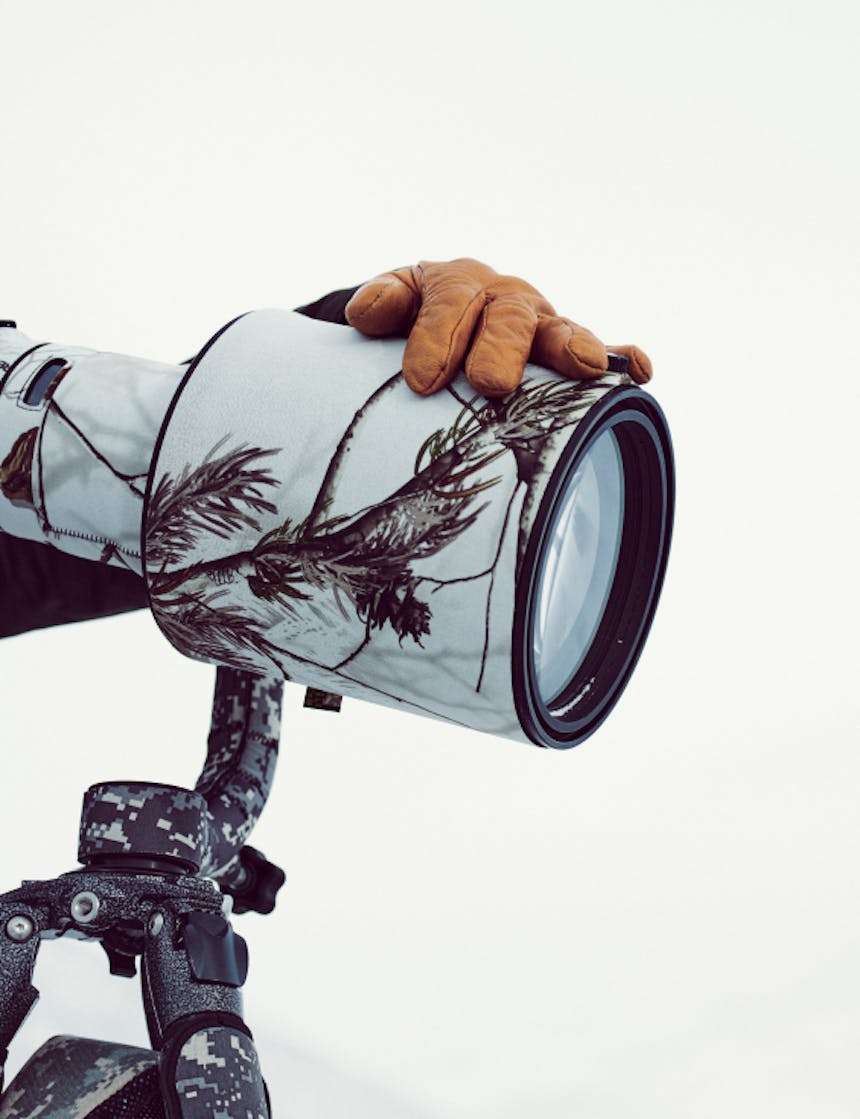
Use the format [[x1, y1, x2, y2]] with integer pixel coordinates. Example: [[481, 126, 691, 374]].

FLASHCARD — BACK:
[[1, 0, 858, 1115]]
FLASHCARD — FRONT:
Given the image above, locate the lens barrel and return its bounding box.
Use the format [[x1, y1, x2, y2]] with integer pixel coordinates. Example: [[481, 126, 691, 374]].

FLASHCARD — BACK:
[[144, 311, 674, 750]]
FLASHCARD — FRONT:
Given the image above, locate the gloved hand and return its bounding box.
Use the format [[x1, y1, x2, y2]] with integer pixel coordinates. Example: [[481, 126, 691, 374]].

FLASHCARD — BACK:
[[345, 258, 652, 397]]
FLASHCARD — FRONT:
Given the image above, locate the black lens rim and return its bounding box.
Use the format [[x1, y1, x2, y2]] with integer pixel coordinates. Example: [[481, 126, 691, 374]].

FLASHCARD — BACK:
[[512, 387, 674, 749]]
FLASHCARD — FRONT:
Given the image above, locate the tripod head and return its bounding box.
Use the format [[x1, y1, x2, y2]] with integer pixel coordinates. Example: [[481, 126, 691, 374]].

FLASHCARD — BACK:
[[0, 665, 290, 1118]]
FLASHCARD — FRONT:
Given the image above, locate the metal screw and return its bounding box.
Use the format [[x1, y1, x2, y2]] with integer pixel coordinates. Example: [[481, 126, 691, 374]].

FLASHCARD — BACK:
[[148, 912, 164, 937], [5, 915, 35, 942], [70, 891, 101, 924]]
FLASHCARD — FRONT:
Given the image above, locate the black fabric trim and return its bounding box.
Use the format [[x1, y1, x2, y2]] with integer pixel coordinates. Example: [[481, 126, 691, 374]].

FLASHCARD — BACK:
[[0, 342, 47, 395], [160, 1010, 254, 1050], [294, 286, 360, 325]]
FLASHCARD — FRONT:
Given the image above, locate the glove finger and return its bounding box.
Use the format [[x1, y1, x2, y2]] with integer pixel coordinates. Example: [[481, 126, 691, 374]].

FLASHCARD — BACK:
[[607, 343, 653, 384], [401, 280, 488, 394], [464, 294, 540, 398], [345, 267, 422, 337], [531, 315, 608, 380]]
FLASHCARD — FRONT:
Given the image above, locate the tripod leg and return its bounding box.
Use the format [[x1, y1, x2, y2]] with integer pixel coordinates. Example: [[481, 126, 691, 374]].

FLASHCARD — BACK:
[[0, 905, 41, 1094], [159, 1016, 269, 1119], [141, 907, 269, 1118]]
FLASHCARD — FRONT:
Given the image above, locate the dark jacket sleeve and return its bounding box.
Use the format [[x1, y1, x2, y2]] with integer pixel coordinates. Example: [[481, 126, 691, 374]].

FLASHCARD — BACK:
[[0, 536, 149, 639]]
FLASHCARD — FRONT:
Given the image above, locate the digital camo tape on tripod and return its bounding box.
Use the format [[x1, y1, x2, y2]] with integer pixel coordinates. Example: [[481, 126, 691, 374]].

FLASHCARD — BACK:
[[78, 783, 210, 874], [162, 1026, 268, 1119], [143, 310, 674, 749], [195, 667, 283, 877], [0, 322, 183, 574], [0, 1035, 163, 1119]]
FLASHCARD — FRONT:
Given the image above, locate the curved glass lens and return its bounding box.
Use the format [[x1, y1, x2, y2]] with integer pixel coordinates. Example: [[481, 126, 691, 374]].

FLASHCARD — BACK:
[[533, 430, 625, 703]]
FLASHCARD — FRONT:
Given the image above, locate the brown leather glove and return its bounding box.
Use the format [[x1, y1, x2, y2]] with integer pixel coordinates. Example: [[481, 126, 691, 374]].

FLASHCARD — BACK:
[[345, 258, 652, 397]]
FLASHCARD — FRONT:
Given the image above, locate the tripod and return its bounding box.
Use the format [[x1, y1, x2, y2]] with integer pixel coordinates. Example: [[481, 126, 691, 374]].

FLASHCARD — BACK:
[[0, 667, 315, 1118]]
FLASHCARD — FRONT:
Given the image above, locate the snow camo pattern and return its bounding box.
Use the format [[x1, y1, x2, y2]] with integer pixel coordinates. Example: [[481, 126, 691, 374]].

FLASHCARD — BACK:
[[144, 309, 631, 743], [0, 326, 183, 574]]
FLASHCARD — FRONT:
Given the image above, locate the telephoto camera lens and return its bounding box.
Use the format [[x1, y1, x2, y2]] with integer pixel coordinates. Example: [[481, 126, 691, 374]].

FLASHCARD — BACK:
[[138, 310, 673, 749]]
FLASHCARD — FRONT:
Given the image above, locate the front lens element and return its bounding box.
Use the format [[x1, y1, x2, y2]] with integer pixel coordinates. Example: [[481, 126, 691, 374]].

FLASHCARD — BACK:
[[513, 388, 674, 749], [533, 430, 624, 703]]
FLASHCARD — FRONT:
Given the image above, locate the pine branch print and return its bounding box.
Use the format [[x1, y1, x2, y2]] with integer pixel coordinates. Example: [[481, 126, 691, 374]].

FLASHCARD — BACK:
[[147, 439, 280, 571], [148, 373, 623, 678]]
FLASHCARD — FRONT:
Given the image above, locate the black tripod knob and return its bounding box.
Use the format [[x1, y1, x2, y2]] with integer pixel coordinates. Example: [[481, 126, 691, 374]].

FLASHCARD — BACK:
[[221, 846, 286, 916]]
